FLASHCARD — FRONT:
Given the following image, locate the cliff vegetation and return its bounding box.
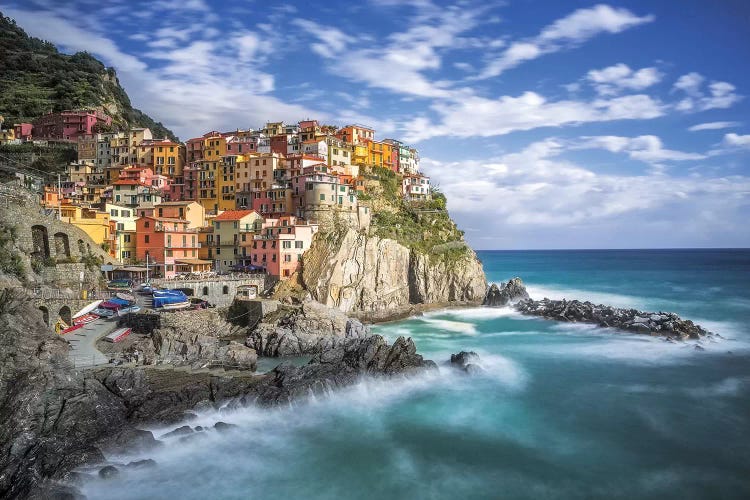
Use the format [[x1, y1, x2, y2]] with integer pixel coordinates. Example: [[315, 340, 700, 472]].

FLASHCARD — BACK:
[[0, 13, 177, 141]]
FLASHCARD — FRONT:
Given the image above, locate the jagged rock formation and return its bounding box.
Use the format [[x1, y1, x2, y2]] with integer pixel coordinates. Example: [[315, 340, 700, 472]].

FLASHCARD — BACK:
[[301, 227, 487, 321], [483, 277, 530, 306], [245, 299, 369, 357], [515, 298, 712, 339], [0, 283, 436, 498]]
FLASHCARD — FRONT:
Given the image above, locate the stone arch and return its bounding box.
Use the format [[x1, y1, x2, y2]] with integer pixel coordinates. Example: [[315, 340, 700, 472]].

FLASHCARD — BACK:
[[222, 285, 229, 295], [78, 239, 86, 255], [31, 225, 50, 259], [54, 232, 71, 259], [58, 306, 72, 326], [202, 286, 209, 296], [39, 306, 49, 327]]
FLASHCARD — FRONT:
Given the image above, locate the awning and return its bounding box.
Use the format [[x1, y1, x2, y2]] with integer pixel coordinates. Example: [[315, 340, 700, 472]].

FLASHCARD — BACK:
[[119, 266, 148, 272], [175, 259, 213, 265]]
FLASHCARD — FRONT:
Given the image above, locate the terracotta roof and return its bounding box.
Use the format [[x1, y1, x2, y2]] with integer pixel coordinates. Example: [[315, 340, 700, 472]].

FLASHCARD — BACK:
[[215, 210, 257, 221], [113, 180, 147, 185]]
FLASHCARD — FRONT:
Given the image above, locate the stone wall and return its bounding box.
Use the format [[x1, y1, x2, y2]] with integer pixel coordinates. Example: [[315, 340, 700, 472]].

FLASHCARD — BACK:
[[0, 182, 112, 288], [154, 276, 270, 307]]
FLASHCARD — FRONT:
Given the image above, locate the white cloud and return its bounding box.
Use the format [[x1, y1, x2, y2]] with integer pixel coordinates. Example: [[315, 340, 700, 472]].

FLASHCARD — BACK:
[[673, 72, 742, 111], [688, 121, 741, 132], [576, 135, 706, 163], [586, 63, 662, 95], [2, 6, 322, 139], [422, 142, 750, 248], [479, 5, 654, 79], [403, 92, 664, 142], [722, 133, 750, 148], [292, 4, 482, 98]]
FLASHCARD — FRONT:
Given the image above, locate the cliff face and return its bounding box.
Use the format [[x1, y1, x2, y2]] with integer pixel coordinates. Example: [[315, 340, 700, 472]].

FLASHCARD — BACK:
[[301, 227, 487, 320]]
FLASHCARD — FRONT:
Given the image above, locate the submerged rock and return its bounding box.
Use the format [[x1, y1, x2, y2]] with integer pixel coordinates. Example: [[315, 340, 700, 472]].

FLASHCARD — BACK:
[[483, 278, 530, 307], [214, 422, 238, 432], [126, 459, 157, 469], [160, 425, 194, 439], [97, 466, 119, 479]]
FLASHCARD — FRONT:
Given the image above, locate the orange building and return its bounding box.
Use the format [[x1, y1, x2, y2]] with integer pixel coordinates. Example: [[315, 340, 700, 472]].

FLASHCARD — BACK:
[[135, 216, 200, 278]]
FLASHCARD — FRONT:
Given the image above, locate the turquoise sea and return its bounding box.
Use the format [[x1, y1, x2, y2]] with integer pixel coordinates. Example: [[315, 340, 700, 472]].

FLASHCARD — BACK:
[[82, 249, 750, 499]]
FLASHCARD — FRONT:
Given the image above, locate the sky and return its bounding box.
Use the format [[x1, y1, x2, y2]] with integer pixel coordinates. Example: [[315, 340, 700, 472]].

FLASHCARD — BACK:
[[2, 0, 749, 249]]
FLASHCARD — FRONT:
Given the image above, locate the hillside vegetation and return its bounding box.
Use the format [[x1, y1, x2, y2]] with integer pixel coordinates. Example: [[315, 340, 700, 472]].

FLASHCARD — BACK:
[[361, 167, 469, 260], [0, 14, 177, 141]]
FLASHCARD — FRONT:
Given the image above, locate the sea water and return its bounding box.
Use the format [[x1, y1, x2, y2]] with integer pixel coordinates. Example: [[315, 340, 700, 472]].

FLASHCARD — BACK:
[[81, 249, 750, 499]]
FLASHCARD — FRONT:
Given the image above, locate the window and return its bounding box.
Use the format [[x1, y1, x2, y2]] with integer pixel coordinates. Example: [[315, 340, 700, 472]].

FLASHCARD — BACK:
[[122, 251, 130, 259], [116, 223, 124, 231], [282, 241, 291, 249], [319, 194, 325, 201], [222, 285, 229, 294], [203, 286, 209, 295], [124, 234, 131, 243], [295, 241, 303, 249], [144, 221, 150, 228], [284, 255, 291, 262], [144, 235, 150, 243]]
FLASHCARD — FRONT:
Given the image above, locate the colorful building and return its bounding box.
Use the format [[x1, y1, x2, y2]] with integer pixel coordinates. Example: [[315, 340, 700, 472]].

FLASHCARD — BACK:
[[249, 216, 319, 278], [212, 210, 263, 272], [155, 201, 206, 229], [135, 216, 200, 278], [33, 109, 111, 142], [59, 205, 112, 249]]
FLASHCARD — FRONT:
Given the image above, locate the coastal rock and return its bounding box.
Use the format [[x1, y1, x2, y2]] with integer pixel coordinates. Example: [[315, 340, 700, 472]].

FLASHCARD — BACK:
[[450, 351, 484, 374], [514, 298, 711, 339], [118, 310, 258, 370], [214, 422, 238, 432], [97, 466, 119, 479], [301, 227, 486, 321], [246, 299, 370, 356], [483, 278, 530, 307], [161, 425, 194, 439], [126, 459, 157, 469]]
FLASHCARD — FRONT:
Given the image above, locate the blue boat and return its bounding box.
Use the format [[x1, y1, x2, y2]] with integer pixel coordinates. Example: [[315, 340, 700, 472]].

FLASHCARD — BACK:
[[152, 290, 190, 309]]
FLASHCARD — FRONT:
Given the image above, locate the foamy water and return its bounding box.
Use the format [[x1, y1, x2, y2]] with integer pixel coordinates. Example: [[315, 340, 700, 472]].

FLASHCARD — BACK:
[[80, 250, 750, 499]]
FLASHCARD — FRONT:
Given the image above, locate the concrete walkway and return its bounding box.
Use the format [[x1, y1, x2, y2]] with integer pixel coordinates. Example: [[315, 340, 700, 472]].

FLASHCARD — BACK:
[[64, 318, 117, 368]]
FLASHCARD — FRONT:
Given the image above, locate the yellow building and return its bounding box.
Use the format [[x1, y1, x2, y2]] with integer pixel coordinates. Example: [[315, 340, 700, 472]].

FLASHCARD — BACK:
[[59, 205, 111, 248], [0, 127, 16, 144], [106, 203, 137, 262], [368, 140, 385, 169], [144, 140, 185, 178], [217, 155, 239, 211], [352, 144, 368, 166], [213, 209, 263, 272], [155, 200, 206, 229]]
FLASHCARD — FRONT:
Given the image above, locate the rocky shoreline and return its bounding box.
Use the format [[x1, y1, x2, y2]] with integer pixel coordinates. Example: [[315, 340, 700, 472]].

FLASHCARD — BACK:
[[484, 277, 713, 340]]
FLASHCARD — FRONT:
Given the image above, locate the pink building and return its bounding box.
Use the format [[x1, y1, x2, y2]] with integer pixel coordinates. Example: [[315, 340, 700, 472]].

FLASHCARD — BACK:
[[14, 123, 33, 141], [32, 109, 111, 142], [249, 216, 319, 278]]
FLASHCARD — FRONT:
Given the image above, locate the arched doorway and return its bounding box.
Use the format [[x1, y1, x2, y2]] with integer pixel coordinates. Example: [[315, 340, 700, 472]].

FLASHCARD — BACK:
[[31, 225, 50, 259], [54, 232, 71, 259], [58, 305, 72, 326], [39, 306, 49, 327]]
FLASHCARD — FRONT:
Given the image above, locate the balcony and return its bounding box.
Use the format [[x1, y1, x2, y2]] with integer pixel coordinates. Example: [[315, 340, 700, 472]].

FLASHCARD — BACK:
[[154, 224, 198, 233]]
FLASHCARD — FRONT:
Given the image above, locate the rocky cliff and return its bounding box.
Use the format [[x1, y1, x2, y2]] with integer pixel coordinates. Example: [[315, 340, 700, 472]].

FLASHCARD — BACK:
[[0, 283, 437, 498], [300, 227, 486, 321]]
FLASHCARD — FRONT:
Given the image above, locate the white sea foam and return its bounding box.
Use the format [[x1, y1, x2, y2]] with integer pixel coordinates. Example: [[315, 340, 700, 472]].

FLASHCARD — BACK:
[[436, 306, 528, 321], [420, 318, 478, 336]]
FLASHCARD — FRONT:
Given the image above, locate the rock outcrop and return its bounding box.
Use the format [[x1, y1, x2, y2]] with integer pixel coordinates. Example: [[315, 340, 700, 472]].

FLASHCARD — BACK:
[[450, 351, 483, 374], [116, 309, 258, 370], [246, 299, 369, 357], [483, 278, 530, 306], [0, 284, 437, 498], [301, 227, 487, 321], [515, 298, 712, 340]]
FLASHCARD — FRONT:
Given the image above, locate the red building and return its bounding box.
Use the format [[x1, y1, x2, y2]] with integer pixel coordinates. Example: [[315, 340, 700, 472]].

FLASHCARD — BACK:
[[32, 109, 112, 142], [13, 123, 33, 141]]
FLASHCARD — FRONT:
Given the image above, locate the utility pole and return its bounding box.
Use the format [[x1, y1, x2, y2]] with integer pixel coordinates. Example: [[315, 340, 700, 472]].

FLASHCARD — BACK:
[[57, 173, 62, 220]]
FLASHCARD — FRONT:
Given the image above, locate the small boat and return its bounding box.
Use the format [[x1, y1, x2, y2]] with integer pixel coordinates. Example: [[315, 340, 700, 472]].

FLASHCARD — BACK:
[[93, 307, 116, 318], [73, 300, 103, 319], [104, 327, 132, 343], [116, 292, 136, 303], [159, 301, 191, 311], [152, 289, 187, 298], [117, 305, 142, 316], [136, 283, 154, 295], [107, 279, 133, 292]]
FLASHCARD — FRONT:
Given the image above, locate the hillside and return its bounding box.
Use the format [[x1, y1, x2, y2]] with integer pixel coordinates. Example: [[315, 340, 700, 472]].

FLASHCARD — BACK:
[[0, 13, 177, 141]]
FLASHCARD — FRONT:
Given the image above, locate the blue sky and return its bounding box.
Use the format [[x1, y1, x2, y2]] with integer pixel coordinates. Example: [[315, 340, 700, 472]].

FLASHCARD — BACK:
[[2, 0, 749, 249]]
